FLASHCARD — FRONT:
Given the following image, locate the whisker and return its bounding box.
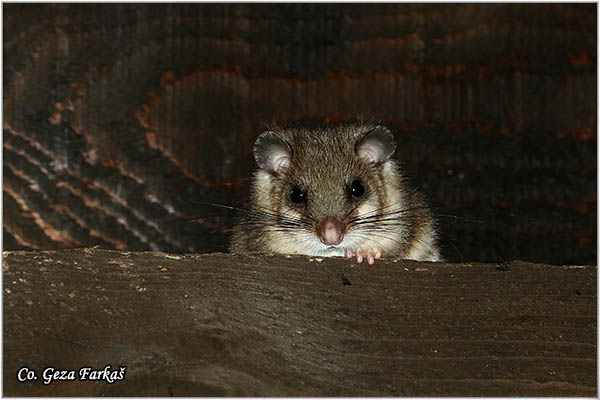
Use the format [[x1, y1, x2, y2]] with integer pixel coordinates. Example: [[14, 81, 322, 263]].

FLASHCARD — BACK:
[[347, 204, 431, 226], [196, 201, 244, 212]]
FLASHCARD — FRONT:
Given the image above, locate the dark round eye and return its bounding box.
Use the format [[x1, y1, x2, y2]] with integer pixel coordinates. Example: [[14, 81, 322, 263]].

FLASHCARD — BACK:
[[290, 186, 306, 204], [350, 179, 365, 198]]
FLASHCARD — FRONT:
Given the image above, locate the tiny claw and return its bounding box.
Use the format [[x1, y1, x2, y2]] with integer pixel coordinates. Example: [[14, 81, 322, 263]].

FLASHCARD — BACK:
[[367, 255, 375, 265], [356, 254, 363, 263]]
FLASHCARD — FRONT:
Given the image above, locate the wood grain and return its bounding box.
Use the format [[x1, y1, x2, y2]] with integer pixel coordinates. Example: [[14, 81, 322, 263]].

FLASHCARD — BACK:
[[2, 4, 596, 264], [2, 249, 596, 396]]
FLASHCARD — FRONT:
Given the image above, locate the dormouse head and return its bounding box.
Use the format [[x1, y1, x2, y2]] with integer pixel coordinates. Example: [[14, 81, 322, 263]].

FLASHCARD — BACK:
[[252, 122, 399, 254]]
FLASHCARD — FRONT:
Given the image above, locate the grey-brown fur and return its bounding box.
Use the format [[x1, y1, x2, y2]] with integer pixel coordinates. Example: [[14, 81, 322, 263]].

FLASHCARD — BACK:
[[230, 121, 441, 262]]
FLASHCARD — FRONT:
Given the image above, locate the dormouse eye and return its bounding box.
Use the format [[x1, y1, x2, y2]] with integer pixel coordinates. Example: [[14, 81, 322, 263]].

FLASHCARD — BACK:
[[290, 186, 306, 204], [350, 179, 365, 198]]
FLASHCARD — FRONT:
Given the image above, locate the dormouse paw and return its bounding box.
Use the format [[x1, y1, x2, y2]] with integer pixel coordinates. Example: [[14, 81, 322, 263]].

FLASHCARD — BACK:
[[344, 247, 382, 265]]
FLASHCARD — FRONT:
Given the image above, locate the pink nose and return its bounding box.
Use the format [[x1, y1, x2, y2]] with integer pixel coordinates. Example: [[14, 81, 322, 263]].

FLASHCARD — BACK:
[[318, 216, 345, 246]]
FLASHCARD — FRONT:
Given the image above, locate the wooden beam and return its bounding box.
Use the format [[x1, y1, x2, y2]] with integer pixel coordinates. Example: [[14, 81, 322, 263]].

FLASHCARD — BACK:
[[3, 249, 596, 396]]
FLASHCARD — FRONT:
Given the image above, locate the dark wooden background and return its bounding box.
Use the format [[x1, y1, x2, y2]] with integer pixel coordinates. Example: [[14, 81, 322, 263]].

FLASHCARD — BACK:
[[3, 4, 597, 265]]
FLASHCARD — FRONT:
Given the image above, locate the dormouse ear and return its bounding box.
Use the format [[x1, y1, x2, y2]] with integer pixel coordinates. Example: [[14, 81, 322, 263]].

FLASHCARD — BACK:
[[355, 125, 396, 164], [253, 131, 292, 174]]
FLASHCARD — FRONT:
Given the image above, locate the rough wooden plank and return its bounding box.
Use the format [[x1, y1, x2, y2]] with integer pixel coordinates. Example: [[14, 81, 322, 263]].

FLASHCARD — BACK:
[[2, 4, 597, 265], [3, 249, 596, 396]]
